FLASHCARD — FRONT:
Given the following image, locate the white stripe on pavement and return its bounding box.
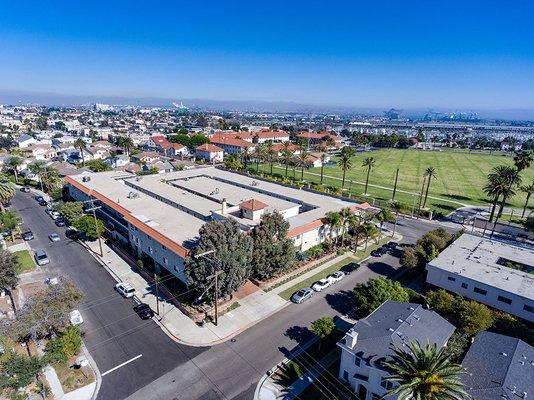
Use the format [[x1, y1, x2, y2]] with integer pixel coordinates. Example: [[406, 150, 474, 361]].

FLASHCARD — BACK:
[[101, 354, 143, 377]]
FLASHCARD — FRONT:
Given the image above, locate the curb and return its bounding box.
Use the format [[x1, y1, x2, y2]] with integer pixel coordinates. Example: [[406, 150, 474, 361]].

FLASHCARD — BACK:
[[82, 343, 102, 400]]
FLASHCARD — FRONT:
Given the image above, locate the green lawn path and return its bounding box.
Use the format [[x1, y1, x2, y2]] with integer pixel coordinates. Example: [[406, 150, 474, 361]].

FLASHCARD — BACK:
[[14, 250, 36, 274]]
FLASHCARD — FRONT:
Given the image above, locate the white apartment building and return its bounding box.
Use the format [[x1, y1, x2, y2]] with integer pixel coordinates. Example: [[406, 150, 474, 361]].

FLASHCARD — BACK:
[[426, 233, 534, 322], [338, 301, 455, 400]]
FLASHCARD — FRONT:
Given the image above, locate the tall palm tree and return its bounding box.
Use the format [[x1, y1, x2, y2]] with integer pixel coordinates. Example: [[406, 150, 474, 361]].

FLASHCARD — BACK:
[[361, 222, 377, 249], [390, 200, 402, 237], [297, 146, 309, 181], [339, 207, 353, 245], [361, 156, 375, 195], [29, 160, 47, 192], [484, 165, 511, 222], [337, 146, 355, 191], [513, 150, 533, 173], [117, 136, 134, 155], [319, 153, 328, 185], [254, 143, 266, 172], [350, 223, 365, 252], [422, 167, 437, 208], [6, 156, 23, 183], [281, 142, 293, 178], [74, 138, 87, 166], [375, 208, 394, 241], [265, 141, 276, 175], [520, 180, 534, 218], [324, 211, 342, 246], [495, 170, 521, 221], [0, 181, 16, 212], [384, 341, 470, 400]]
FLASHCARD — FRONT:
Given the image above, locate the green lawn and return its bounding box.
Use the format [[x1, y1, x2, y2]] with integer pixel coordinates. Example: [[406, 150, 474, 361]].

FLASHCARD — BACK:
[[279, 237, 391, 301], [14, 250, 36, 274], [254, 148, 534, 216]]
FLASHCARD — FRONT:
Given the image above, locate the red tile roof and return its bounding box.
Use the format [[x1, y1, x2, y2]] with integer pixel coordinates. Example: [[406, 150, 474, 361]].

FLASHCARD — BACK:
[[196, 143, 223, 152], [239, 199, 268, 211], [211, 133, 254, 148]]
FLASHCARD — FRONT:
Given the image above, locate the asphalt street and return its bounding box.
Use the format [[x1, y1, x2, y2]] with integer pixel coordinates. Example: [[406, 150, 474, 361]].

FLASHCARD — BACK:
[[12, 191, 449, 400]]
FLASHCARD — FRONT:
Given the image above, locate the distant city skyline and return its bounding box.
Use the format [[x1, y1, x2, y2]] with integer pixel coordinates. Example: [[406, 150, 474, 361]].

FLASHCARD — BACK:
[[1, 1, 533, 112]]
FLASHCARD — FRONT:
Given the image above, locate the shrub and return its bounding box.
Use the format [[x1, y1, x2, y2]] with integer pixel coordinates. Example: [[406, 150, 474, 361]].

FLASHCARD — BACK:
[[44, 326, 82, 364], [427, 290, 456, 315], [353, 277, 410, 317], [458, 300, 494, 336]]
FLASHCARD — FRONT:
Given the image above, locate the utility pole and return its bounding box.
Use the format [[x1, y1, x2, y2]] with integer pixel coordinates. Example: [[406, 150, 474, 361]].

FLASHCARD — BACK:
[[195, 250, 223, 326], [84, 199, 103, 256], [154, 273, 160, 315], [207, 270, 223, 326]]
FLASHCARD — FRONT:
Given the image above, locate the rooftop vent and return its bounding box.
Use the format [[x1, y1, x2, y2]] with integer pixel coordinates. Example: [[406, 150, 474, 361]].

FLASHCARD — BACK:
[[501, 352, 508, 357], [82, 176, 91, 182], [127, 191, 139, 199]]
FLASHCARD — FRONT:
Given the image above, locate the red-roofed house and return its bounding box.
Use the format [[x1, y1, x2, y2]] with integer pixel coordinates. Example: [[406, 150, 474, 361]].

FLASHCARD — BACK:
[[195, 144, 224, 163], [297, 131, 342, 149], [210, 133, 256, 154], [239, 199, 268, 221]]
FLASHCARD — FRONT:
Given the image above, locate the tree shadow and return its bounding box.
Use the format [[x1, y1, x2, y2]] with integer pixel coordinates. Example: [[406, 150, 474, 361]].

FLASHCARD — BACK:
[[442, 193, 471, 201], [284, 325, 313, 344], [325, 290, 357, 315], [366, 260, 397, 277]]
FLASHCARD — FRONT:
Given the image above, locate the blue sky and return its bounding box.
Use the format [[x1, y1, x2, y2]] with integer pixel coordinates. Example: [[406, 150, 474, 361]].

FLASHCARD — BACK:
[[0, 0, 533, 110]]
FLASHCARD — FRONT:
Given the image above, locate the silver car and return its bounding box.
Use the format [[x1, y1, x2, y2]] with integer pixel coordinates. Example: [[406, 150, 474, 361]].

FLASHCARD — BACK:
[[49, 233, 61, 242], [291, 288, 314, 304], [34, 249, 50, 266]]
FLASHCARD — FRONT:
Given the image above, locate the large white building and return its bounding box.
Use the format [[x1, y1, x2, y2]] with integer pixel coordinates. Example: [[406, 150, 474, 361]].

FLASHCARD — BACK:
[[426, 233, 534, 322], [66, 167, 372, 285]]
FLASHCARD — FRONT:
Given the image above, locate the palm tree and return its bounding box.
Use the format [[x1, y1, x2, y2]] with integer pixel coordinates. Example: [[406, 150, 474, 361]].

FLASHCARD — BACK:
[[390, 200, 402, 237], [254, 143, 266, 172], [339, 207, 353, 245], [319, 153, 328, 185], [520, 180, 534, 218], [350, 223, 366, 252], [337, 146, 355, 191], [361, 156, 375, 195], [513, 150, 533, 173], [0, 182, 16, 212], [361, 222, 377, 249], [324, 211, 342, 246], [74, 138, 87, 166], [484, 165, 511, 222], [6, 156, 23, 183], [265, 141, 276, 175], [281, 142, 293, 178], [297, 145, 309, 181], [29, 160, 47, 192], [376, 208, 394, 241], [422, 167, 437, 208], [495, 170, 521, 221], [384, 341, 470, 400]]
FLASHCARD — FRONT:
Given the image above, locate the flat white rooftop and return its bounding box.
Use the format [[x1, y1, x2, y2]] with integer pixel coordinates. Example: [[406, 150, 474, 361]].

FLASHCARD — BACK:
[[428, 233, 534, 300], [67, 167, 362, 251]]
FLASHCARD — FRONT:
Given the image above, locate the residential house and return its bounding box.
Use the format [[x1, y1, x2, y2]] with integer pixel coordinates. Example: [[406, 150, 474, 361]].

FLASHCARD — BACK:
[[195, 144, 224, 163], [297, 131, 342, 149], [24, 143, 57, 160], [105, 154, 130, 169], [14, 134, 38, 148], [337, 300, 455, 400], [131, 151, 161, 164], [210, 133, 255, 155]]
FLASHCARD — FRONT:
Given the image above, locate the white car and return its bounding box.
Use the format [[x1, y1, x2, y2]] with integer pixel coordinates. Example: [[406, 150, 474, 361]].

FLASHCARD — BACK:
[[115, 282, 136, 298], [45, 209, 61, 220], [49, 233, 61, 242], [69, 310, 83, 326], [311, 278, 332, 292], [327, 271, 345, 283]]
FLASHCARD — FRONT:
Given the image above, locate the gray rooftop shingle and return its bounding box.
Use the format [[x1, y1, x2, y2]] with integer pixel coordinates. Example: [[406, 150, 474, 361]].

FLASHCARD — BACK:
[[461, 331, 534, 400]]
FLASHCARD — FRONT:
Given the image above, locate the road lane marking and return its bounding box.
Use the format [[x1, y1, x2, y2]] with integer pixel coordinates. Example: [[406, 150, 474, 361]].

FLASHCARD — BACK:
[[101, 354, 143, 377]]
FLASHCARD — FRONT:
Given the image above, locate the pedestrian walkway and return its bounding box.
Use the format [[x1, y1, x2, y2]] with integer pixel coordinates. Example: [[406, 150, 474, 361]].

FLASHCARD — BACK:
[[84, 240, 288, 346]]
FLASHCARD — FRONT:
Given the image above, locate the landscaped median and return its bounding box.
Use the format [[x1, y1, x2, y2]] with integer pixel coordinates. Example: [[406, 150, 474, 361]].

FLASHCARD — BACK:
[[278, 236, 396, 301]]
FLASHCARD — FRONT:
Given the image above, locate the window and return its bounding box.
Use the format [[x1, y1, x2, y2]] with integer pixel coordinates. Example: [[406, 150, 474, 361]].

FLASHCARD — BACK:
[[173, 265, 179, 272], [148, 246, 153, 254], [163, 257, 168, 265], [161, 244, 167, 250], [461, 283, 468, 289], [342, 370, 349, 382], [447, 276, 456, 282], [354, 356, 361, 367], [380, 377, 393, 390], [371, 394, 381, 400], [524, 304, 534, 313], [497, 296, 512, 305], [473, 287, 487, 296]]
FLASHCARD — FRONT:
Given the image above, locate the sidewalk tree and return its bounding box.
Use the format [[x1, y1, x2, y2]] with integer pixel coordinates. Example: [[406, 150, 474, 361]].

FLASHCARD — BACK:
[[353, 277, 409, 317], [324, 211, 342, 246], [0, 352, 44, 393], [520, 180, 534, 218], [399, 246, 420, 270], [0, 211, 21, 241], [375, 208, 394, 241], [311, 316, 335, 351], [58, 202, 84, 224], [0, 181, 15, 212], [251, 212, 296, 281], [6, 156, 23, 183], [28, 160, 46, 192], [73, 215, 105, 240], [0, 248, 20, 289], [185, 219, 253, 300]]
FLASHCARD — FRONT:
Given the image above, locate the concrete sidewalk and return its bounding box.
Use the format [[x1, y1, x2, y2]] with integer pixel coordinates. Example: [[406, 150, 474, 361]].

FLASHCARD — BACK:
[[84, 240, 287, 346]]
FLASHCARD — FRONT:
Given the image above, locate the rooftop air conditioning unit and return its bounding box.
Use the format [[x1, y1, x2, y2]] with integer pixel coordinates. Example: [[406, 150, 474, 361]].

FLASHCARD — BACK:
[[82, 176, 91, 182]]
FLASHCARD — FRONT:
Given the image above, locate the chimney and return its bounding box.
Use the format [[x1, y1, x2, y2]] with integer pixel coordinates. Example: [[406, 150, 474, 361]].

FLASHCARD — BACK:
[[345, 329, 358, 349], [222, 198, 227, 214]]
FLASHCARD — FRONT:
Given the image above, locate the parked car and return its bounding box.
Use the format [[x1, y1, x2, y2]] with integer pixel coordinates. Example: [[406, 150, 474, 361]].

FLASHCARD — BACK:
[[65, 227, 81, 239], [115, 282, 136, 298], [69, 310, 84, 326], [327, 271, 345, 283], [55, 217, 66, 227], [133, 303, 154, 320], [371, 247, 388, 257], [21, 230, 34, 241], [20, 186, 30, 193], [38, 199, 48, 206], [45, 208, 60, 219], [291, 288, 314, 304], [340, 262, 360, 275], [311, 278, 332, 292], [35, 195, 44, 202], [45, 277, 59, 285], [386, 241, 399, 250], [34, 249, 50, 266], [48, 233, 60, 242]]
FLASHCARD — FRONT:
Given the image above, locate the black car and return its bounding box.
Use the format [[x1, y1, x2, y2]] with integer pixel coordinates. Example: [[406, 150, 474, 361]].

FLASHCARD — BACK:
[[65, 227, 81, 239], [340, 262, 360, 275], [55, 218, 66, 227], [38, 200, 48, 206], [20, 186, 30, 193], [371, 247, 388, 257], [21, 230, 34, 241], [386, 241, 399, 250], [133, 303, 154, 320], [35, 195, 44, 202]]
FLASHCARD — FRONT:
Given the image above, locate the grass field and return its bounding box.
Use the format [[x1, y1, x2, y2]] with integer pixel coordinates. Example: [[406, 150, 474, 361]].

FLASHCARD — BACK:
[[14, 250, 36, 274], [255, 148, 534, 216]]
